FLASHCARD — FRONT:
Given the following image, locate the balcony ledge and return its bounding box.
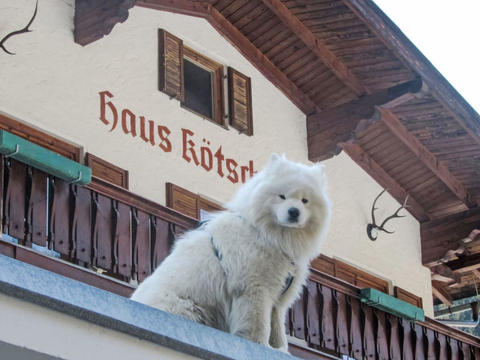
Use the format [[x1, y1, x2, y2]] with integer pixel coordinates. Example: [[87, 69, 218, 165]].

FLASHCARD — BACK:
[[0, 254, 299, 360]]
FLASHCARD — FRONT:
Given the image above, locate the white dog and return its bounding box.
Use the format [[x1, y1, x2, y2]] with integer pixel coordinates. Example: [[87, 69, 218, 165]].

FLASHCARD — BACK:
[[131, 154, 331, 352]]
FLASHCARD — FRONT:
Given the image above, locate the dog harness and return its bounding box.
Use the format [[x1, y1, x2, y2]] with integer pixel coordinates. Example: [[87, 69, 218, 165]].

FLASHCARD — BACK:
[[197, 218, 295, 297]]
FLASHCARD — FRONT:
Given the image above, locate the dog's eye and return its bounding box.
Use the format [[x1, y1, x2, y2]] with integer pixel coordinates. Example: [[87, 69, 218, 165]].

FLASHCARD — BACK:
[[302, 198, 309, 204], [279, 194, 286, 200]]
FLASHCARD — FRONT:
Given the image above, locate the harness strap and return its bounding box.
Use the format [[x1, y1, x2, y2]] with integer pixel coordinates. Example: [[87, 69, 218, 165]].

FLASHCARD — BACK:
[[200, 216, 294, 295], [281, 273, 294, 296]]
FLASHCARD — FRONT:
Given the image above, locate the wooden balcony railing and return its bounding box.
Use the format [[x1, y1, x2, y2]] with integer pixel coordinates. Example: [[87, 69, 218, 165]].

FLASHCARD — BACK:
[[1, 156, 479, 359], [0, 156, 197, 295], [287, 269, 480, 359]]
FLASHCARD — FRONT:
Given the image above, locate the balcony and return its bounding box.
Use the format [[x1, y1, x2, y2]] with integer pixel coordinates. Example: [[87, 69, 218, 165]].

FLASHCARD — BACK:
[[1, 155, 479, 359]]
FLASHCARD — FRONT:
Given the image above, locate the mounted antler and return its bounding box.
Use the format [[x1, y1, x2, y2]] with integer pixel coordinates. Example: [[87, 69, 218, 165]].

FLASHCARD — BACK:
[[0, 0, 38, 55], [367, 189, 408, 241]]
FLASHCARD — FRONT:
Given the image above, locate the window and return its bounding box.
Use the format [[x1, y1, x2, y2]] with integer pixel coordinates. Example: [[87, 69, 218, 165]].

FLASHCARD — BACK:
[[158, 29, 253, 135], [182, 46, 224, 126]]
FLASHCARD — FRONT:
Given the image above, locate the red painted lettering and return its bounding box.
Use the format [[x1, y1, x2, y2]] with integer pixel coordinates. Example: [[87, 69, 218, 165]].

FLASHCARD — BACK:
[[99, 91, 118, 131], [214, 146, 225, 178], [200, 139, 213, 171], [140, 116, 155, 146], [226, 158, 239, 184], [158, 125, 172, 152], [181, 128, 199, 165], [121, 109, 137, 137]]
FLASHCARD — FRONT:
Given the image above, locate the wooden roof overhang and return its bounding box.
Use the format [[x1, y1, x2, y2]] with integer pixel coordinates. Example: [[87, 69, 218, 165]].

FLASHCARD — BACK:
[[73, 0, 480, 302]]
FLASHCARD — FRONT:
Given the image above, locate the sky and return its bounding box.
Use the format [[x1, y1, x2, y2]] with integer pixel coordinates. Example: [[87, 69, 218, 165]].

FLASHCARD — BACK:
[[372, 0, 480, 114]]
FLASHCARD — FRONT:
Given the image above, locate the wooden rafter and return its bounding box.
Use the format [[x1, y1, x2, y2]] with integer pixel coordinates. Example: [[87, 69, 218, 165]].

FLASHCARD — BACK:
[[421, 207, 480, 266], [261, 0, 368, 96], [448, 253, 480, 273], [137, 0, 210, 17], [137, 0, 318, 114], [342, 0, 480, 146], [378, 107, 475, 209], [307, 78, 422, 161], [341, 141, 429, 222], [74, 0, 137, 46], [432, 281, 453, 307]]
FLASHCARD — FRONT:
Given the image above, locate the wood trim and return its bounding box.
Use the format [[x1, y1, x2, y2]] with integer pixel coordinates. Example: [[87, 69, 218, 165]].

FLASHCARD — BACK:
[[86, 177, 198, 229], [182, 46, 225, 126], [342, 0, 480, 148], [137, 0, 210, 18], [394, 286, 423, 309], [228, 67, 253, 136], [85, 153, 129, 190], [432, 281, 453, 307], [0, 239, 135, 297], [261, 0, 367, 96], [74, 0, 136, 46], [378, 107, 474, 208], [206, 4, 318, 115], [420, 207, 480, 266], [0, 113, 81, 161], [341, 141, 430, 221], [306, 78, 422, 161]]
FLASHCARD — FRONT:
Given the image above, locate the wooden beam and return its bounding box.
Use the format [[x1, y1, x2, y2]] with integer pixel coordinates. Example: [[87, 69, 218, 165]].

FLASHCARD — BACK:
[[74, 0, 137, 46], [471, 269, 480, 279], [448, 253, 480, 273], [421, 208, 480, 266], [341, 141, 429, 222], [307, 78, 422, 161], [206, 5, 318, 114], [261, 0, 368, 96], [136, 0, 210, 17], [432, 281, 453, 307], [378, 107, 475, 209], [430, 264, 460, 283], [342, 0, 480, 146]]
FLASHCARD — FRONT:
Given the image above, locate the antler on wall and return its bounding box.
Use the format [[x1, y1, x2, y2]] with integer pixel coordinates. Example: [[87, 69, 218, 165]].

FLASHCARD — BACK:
[[367, 189, 408, 241], [0, 0, 38, 55]]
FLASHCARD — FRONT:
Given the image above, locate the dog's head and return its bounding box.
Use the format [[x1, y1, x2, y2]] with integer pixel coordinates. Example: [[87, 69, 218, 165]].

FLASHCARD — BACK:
[[228, 153, 331, 248], [260, 154, 327, 230]]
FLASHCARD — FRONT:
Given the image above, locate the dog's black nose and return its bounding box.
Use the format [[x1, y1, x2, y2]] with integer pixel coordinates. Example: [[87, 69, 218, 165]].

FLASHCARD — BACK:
[[288, 207, 300, 221]]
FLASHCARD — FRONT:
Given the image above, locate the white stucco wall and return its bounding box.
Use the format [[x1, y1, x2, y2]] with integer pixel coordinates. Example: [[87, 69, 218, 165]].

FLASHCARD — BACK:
[[0, 293, 199, 360], [323, 152, 433, 316], [0, 0, 307, 205], [0, 0, 433, 315]]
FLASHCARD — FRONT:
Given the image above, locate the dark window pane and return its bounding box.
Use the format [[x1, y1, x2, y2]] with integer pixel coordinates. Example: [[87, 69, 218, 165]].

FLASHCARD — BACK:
[[183, 59, 213, 119]]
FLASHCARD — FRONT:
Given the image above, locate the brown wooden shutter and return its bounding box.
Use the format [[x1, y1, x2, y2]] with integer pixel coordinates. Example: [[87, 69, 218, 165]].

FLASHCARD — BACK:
[[85, 153, 129, 189], [311, 254, 390, 294], [394, 286, 423, 308], [228, 67, 253, 136], [166, 183, 223, 220], [166, 183, 198, 219], [158, 29, 184, 101]]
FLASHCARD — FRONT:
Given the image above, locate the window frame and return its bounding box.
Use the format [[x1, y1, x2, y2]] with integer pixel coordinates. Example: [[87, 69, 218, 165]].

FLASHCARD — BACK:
[[181, 46, 225, 128]]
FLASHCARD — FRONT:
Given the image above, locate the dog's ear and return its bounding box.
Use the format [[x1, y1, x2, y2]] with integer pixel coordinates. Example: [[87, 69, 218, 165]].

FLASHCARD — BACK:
[[266, 153, 284, 168], [311, 163, 326, 185]]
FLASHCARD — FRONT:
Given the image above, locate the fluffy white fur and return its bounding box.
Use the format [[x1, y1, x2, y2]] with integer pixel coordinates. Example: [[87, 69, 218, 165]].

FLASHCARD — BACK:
[[131, 154, 331, 352]]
